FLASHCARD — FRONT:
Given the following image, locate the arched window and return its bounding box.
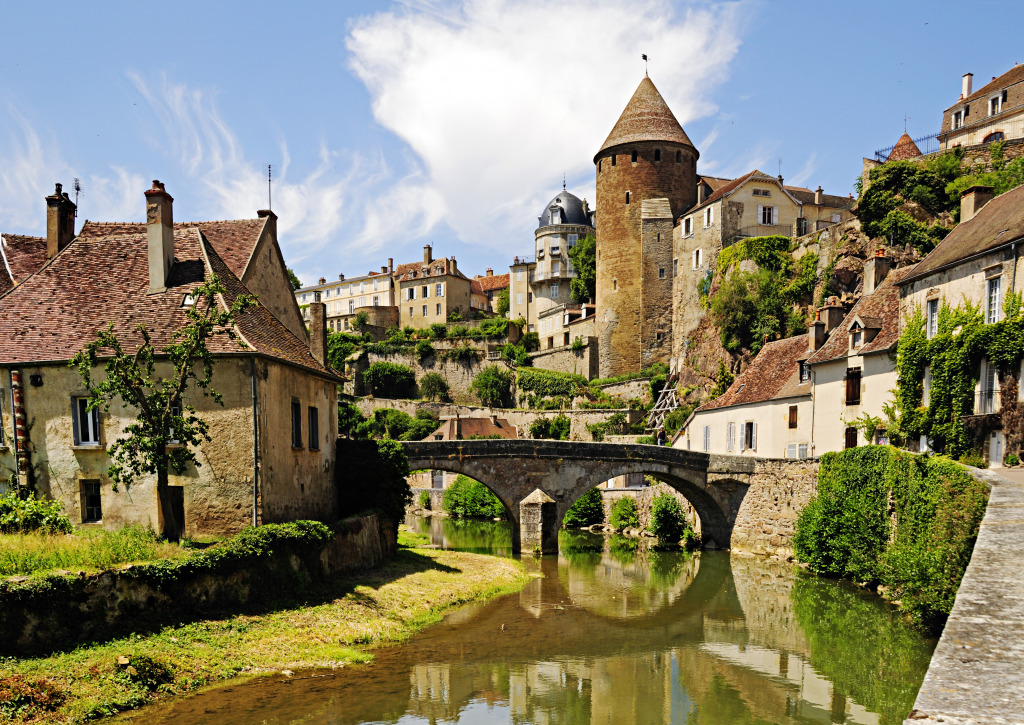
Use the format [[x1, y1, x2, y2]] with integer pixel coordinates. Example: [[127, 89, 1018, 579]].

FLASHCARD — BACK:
[[631, 150, 638, 163], [984, 131, 1006, 143], [654, 149, 661, 162], [625, 191, 630, 204]]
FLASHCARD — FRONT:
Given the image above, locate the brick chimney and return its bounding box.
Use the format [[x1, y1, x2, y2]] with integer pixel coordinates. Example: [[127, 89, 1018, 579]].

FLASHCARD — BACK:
[[309, 291, 328, 366], [339, 273, 345, 281], [145, 180, 174, 293], [808, 312, 826, 351], [45, 183, 76, 259], [380, 266, 387, 274], [814, 186, 823, 205], [388, 258, 394, 274], [863, 250, 891, 295], [318, 277, 326, 285], [962, 72, 973, 98], [819, 298, 846, 333], [424, 244, 432, 264], [961, 186, 995, 223]]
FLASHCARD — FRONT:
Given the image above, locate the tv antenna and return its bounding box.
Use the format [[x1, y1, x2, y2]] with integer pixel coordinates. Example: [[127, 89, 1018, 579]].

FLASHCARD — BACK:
[[267, 164, 272, 211], [72, 178, 82, 217]]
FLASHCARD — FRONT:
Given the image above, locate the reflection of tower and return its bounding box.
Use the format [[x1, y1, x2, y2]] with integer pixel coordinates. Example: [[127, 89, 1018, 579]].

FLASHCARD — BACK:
[[594, 76, 699, 377]]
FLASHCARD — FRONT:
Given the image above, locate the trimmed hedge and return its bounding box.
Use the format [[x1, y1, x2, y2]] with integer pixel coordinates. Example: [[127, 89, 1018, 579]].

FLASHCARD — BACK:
[[793, 446, 988, 632]]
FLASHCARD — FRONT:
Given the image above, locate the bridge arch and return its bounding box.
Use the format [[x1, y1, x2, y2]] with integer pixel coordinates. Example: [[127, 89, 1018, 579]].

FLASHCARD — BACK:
[[403, 439, 753, 554]]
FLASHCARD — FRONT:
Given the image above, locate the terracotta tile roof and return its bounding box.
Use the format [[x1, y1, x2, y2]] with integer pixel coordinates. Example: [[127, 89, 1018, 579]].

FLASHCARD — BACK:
[[690, 170, 764, 212], [887, 132, 923, 161], [0, 234, 47, 295], [77, 218, 265, 279], [0, 224, 339, 380], [698, 176, 733, 192], [596, 76, 696, 160], [807, 266, 916, 365], [900, 184, 1024, 285], [426, 416, 518, 440], [949, 64, 1024, 109], [472, 273, 510, 292], [786, 189, 857, 210], [394, 258, 470, 282], [697, 335, 811, 412]]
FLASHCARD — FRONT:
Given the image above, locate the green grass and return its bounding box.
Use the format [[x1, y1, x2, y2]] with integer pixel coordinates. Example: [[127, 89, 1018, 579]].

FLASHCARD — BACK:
[[0, 526, 188, 577], [0, 526, 529, 724]]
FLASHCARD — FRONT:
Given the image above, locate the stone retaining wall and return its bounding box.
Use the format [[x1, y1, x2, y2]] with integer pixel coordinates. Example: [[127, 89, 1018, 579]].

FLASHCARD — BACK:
[[597, 378, 653, 404], [730, 459, 819, 558], [0, 514, 395, 655], [528, 338, 598, 379]]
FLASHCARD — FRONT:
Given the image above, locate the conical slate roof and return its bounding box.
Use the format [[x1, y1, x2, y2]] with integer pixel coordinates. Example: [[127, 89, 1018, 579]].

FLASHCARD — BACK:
[[595, 76, 697, 162], [887, 132, 923, 162]]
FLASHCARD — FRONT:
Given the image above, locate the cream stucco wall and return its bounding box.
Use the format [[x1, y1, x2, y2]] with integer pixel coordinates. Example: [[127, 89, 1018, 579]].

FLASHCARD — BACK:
[[398, 275, 472, 328], [678, 395, 813, 459], [1, 359, 257, 536], [809, 353, 897, 454]]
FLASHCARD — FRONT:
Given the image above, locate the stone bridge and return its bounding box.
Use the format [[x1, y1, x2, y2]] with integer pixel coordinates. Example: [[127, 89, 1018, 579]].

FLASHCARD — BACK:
[[402, 439, 771, 554]]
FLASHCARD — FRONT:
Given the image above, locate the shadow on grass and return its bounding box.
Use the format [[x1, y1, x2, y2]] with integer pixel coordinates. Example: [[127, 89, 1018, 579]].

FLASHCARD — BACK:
[[8, 545, 463, 658]]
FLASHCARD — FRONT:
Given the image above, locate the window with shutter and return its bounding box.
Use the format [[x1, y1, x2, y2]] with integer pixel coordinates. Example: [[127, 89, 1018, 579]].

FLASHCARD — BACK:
[[788, 406, 798, 429], [727, 422, 735, 451], [845, 368, 862, 405], [752, 422, 757, 450], [845, 427, 858, 449]]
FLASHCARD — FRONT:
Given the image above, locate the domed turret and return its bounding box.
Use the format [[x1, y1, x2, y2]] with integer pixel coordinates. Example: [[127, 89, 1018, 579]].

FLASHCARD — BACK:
[[537, 190, 593, 229]]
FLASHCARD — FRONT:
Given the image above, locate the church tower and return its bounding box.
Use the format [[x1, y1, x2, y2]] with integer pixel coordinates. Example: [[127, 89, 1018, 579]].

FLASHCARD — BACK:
[[594, 76, 698, 378], [593, 75, 696, 376]]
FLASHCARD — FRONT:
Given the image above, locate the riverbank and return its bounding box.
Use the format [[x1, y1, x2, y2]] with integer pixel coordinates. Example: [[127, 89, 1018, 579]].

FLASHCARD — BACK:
[[0, 529, 529, 724]]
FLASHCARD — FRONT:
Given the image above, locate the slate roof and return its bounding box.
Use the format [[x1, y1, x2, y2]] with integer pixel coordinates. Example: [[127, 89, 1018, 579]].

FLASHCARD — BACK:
[[596, 76, 696, 160], [0, 234, 48, 295], [472, 273, 509, 293], [900, 184, 1024, 285], [0, 223, 339, 380], [537, 190, 593, 229], [426, 416, 518, 440], [697, 335, 811, 413], [807, 266, 916, 365], [947, 64, 1024, 109], [887, 132, 923, 161]]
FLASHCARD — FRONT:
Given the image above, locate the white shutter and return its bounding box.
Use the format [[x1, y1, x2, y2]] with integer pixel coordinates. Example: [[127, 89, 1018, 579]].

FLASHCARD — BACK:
[[752, 422, 758, 450], [757, 204, 762, 224], [740, 425, 746, 451], [772, 207, 778, 225]]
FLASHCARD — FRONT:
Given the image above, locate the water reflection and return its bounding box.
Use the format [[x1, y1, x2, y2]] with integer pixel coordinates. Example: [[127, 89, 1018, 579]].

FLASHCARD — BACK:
[[130, 521, 935, 725]]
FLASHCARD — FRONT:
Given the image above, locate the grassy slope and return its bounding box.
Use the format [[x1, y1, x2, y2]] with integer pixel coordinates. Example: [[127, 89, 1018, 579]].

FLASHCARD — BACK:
[[0, 530, 528, 724]]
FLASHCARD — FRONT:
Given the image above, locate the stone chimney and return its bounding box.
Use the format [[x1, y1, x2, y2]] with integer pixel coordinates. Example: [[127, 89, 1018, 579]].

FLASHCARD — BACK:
[[380, 266, 387, 274], [962, 72, 974, 98], [388, 258, 394, 273], [819, 297, 846, 333], [808, 312, 826, 352], [450, 257, 458, 275], [863, 250, 891, 295], [424, 244, 432, 264], [961, 185, 995, 223], [145, 180, 174, 293], [45, 183, 76, 259], [256, 208, 277, 241], [486, 268, 493, 277], [489, 414, 498, 426], [318, 277, 326, 285], [309, 291, 328, 367], [339, 273, 345, 281], [814, 186, 823, 205], [697, 182, 707, 205]]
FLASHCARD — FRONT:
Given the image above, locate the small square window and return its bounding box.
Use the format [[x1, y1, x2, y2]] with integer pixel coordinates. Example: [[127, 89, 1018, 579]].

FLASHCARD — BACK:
[[658, 268, 665, 279], [81, 480, 102, 523], [436, 303, 441, 315]]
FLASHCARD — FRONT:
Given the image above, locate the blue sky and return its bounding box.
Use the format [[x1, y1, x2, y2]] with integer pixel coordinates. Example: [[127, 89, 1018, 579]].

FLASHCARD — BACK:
[[1, 0, 1022, 285]]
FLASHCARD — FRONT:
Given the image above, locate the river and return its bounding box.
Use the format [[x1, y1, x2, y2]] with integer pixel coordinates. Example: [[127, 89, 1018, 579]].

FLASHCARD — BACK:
[[132, 516, 936, 724]]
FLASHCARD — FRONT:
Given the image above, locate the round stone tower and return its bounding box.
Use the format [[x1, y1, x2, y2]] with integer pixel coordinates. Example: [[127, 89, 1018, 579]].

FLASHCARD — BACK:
[[594, 75, 698, 378]]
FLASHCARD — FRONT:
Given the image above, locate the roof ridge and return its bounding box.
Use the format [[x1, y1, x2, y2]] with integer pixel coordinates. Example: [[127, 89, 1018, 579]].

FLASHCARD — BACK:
[[596, 76, 697, 160]]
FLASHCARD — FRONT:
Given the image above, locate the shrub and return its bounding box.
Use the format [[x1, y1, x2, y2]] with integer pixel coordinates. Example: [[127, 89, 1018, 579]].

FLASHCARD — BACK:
[[609, 497, 639, 531], [428, 322, 448, 339], [338, 401, 367, 438], [443, 344, 479, 364], [415, 339, 435, 362], [521, 331, 541, 352], [529, 414, 571, 440], [0, 675, 65, 720], [447, 310, 463, 322], [563, 487, 604, 528], [0, 491, 73, 534], [471, 366, 514, 408], [500, 343, 532, 367], [442, 475, 506, 519], [417, 490, 431, 509], [517, 368, 587, 398], [793, 446, 988, 632], [477, 317, 509, 339], [356, 408, 438, 440], [352, 311, 369, 329], [336, 438, 411, 526], [363, 362, 417, 398], [637, 435, 656, 445], [1005, 453, 1020, 467], [419, 372, 450, 402], [570, 336, 585, 352], [649, 493, 690, 545], [496, 288, 510, 316], [326, 331, 365, 369]]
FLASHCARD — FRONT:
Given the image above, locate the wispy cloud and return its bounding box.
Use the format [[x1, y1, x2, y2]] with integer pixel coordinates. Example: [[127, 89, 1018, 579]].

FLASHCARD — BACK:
[[787, 152, 817, 188], [347, 0, 749, 253]]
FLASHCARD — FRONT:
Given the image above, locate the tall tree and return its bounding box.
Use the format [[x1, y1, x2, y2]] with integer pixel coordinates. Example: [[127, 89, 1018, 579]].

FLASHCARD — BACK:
[[569, 233, 596, 303], [287, 267, 302, 291], [70, 277, 255, 540]]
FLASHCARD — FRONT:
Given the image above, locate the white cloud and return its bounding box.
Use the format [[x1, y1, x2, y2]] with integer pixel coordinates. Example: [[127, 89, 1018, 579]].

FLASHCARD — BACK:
[[0, 113, 145, 233], [347, 0, 749, 251], [787, 152, 817, 188]]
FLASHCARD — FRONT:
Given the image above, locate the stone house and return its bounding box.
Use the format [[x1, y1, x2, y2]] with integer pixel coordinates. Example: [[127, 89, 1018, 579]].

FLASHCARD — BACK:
[[409, 415, 517, 491], [470, 269, 510, 314], [677, 335, 812, 458], [296, 263, 397, 333], [806, 258, 911, 453], [941, 65, 1024, 149], [0, 181, 342, 536], [394, 245, 472, 329], [897, 184, 1024, 465]]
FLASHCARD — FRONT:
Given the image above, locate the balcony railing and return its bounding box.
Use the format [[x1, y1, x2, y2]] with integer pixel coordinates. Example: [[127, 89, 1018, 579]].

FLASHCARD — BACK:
[[873, 132, 942, 162], [975, 388, 1001, 415]]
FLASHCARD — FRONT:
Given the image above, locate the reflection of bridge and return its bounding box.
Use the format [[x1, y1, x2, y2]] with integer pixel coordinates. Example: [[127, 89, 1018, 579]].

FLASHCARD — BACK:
[[402, 440, 756, 553]]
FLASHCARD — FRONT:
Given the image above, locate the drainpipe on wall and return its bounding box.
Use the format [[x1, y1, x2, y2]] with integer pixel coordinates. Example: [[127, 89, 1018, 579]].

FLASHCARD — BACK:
[[1011, 241, 1018, 295], [6, 369, 20, 490], [250, 356, 260, 526], [10, 369, 28, 490]]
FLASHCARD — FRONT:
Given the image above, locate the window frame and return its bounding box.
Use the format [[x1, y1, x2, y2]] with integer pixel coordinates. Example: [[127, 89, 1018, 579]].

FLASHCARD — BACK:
[[291, 400, 302, 449], [72, 396, 101, 446], [927, 299, 939, 338], [81, 479, 102, 523], [986, 276, 1002, 324], [308, 406, 319, 451], [788, 405, 798, 429], [845, 367, 862, 406]]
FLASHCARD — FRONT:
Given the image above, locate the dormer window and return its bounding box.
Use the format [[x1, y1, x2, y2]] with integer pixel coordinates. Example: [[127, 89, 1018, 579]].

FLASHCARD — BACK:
[[550, 208, 560, 225], [990, 95, 1003, 116], [953, 110, 964, 129], [800, 362, 811, 383], [850, 322, 863, 350]]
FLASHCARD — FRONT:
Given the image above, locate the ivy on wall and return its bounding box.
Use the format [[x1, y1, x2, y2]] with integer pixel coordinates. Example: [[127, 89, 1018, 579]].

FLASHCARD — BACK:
[[885, 293, 1024, 459]]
